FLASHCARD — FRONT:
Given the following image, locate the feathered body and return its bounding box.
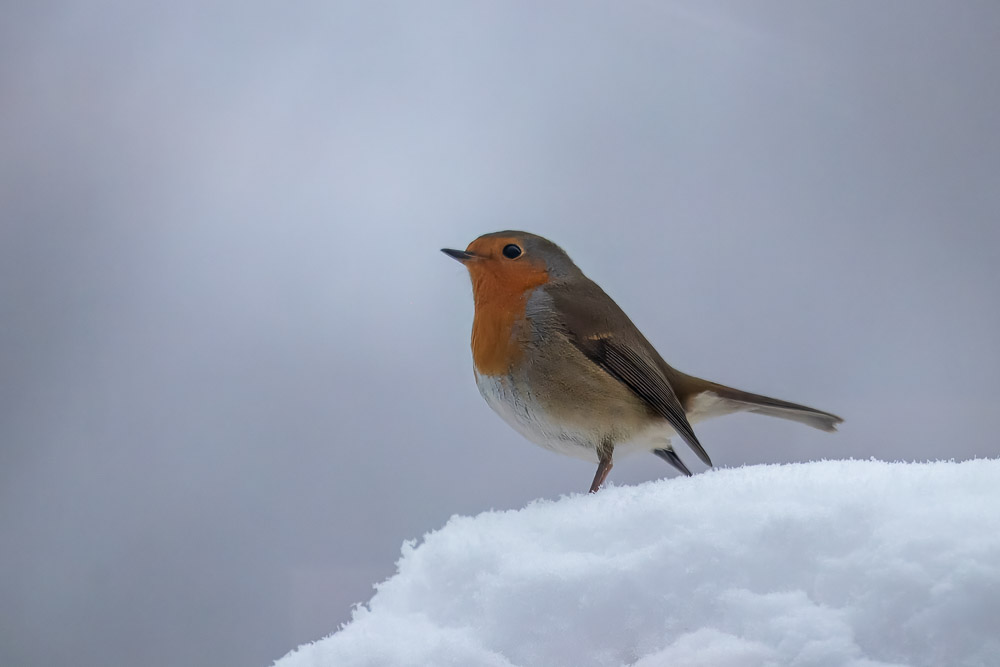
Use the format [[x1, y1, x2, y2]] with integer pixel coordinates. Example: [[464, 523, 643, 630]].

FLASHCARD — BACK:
[[445, 231, 842, 489]]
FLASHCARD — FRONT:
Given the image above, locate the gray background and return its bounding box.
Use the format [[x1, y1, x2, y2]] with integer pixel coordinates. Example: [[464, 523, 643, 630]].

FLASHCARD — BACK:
[[2, 2, 998, 666]]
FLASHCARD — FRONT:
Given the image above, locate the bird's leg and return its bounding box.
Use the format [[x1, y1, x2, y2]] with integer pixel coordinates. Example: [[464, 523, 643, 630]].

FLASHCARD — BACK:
[[589, 453, 614, 493], [653, 447, 692, 477]]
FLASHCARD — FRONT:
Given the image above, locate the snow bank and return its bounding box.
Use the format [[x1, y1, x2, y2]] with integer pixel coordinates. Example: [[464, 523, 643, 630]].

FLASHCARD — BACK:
[[275, 460, 1000, 667]]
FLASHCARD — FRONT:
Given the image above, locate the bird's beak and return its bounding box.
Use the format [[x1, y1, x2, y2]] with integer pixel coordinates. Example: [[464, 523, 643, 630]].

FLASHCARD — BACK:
[[441, 248, 478, 263]]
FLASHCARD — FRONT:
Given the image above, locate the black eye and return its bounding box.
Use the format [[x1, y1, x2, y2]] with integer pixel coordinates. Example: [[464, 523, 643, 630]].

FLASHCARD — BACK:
[[502, 244, 522, 259]]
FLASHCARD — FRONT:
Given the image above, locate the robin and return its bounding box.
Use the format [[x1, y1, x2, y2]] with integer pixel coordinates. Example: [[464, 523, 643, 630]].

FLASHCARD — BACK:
[[442, 231, 842, 493]]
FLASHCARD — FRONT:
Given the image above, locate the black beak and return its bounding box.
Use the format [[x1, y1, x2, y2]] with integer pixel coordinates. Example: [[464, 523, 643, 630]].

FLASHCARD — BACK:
[[441, 248, 477, 263]]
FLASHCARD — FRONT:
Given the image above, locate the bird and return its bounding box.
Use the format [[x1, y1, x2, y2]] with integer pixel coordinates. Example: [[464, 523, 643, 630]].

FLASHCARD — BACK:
[[441, 231, 842, 493]]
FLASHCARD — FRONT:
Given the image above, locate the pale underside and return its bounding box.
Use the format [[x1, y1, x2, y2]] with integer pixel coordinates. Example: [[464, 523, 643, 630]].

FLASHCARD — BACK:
[[475, 371, 732, 464]]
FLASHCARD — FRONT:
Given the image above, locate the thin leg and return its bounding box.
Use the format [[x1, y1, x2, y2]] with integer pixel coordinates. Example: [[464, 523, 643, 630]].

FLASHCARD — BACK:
[[589, 454, 614, 493], [653, 448, 692, 477]]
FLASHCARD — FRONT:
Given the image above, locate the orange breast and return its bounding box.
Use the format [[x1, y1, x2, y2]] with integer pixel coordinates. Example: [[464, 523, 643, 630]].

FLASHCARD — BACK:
[[468, 262, 548, 376]]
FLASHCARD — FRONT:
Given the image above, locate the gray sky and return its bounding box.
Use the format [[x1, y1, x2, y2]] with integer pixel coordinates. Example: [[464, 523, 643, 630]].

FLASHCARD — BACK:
[[2, 2, 998, 666]]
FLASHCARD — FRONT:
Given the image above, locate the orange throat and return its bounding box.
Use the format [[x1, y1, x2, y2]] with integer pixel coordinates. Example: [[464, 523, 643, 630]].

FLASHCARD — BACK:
[[468, 265, 548, 377]]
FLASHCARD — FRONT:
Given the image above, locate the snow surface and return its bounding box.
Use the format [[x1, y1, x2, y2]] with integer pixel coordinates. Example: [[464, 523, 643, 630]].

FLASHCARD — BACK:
[[275, 460, 1000, 667]]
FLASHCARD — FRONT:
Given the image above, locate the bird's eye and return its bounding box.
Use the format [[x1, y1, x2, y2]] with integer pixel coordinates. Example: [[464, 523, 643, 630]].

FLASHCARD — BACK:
[[502, 244, 523, 259]]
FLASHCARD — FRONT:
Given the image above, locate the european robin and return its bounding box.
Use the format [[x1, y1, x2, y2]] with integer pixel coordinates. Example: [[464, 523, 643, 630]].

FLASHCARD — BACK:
[[442, 231, 842, 493]]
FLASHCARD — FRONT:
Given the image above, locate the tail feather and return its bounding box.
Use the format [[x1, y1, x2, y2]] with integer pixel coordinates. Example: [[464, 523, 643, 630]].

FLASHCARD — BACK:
[[708, 384, 843, 432], [669, 369, 843, 432]]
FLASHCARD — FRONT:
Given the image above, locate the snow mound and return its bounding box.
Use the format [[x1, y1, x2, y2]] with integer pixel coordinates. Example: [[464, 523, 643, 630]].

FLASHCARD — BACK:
[[275, 460, 1000, 667]]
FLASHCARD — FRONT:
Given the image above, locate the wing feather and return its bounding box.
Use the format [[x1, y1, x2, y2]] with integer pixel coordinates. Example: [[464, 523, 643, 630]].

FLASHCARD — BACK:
[[548, 282, 712, 466], [591, 337, 712, 466]]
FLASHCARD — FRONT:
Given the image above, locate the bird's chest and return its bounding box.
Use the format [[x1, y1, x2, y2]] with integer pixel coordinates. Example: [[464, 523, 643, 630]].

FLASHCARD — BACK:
[[469, 282, 599, 460], [470, 287, 534, 377]]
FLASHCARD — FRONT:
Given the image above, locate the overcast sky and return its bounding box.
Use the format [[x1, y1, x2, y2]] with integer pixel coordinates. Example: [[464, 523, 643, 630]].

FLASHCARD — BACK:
[[2, 2, 998, 666]]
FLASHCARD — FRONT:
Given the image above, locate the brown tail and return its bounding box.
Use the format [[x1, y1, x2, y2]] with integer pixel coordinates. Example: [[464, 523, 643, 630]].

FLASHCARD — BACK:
[[707, 383, 843, 432], [668, 370, 843, 432]]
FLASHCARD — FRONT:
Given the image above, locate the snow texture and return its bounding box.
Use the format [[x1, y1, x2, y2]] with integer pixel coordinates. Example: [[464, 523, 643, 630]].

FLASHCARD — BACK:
[[275, 460, 1000, 667]]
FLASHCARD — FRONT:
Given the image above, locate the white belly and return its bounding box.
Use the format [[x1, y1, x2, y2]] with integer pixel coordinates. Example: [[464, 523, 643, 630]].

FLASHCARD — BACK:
[[474, 371, 668, 463]]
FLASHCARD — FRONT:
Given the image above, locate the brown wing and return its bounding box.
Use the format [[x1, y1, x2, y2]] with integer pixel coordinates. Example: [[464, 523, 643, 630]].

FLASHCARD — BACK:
[[548, 281, 713, 466]]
